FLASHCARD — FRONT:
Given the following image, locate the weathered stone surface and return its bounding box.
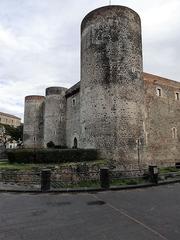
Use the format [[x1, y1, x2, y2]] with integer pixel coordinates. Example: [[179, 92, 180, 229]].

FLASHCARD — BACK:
[[44, 87, 67, 147], [144, 73, 180, 166], [65, 83, 80, 148], [80, 6, 145, 165], [23, 5, 180, 168], [23, 95, 45, 148]]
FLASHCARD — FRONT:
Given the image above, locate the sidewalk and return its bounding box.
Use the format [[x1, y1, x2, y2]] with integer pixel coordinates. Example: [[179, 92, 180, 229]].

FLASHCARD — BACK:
[[1, 177, 180, 193]]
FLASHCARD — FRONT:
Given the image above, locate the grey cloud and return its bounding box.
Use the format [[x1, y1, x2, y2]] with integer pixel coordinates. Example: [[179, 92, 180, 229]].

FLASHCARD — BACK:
[[0, 0, 179, 119]]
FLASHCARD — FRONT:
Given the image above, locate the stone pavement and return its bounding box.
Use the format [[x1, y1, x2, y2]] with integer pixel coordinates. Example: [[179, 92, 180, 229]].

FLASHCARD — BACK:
[[0, 183, 180, 240], [0, 182, 40, 191]]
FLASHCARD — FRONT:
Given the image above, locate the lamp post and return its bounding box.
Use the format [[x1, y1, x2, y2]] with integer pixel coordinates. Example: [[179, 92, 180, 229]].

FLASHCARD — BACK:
[[33, 119, 36, 161], [136, 138, 144, 170]]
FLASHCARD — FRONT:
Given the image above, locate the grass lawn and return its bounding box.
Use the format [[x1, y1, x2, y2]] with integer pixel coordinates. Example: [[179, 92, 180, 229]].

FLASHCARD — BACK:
[[0, 160, 107, 171], [159, 166, 180, 174], [51, 179, 101, 189], [110, 177, 146, 186]]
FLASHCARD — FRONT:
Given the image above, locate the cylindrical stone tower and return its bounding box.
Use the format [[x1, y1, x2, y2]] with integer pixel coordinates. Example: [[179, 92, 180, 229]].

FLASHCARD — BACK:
[[23, 95, 45, 148], [44, 87, 67, 147], [80, 6, 145, 166]]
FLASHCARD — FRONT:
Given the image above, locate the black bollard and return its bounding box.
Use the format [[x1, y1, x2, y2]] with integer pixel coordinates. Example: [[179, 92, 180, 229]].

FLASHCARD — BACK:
[[41, 169, 51, 192], [149, 165, 159, 184], [100, 168, 110, 189]]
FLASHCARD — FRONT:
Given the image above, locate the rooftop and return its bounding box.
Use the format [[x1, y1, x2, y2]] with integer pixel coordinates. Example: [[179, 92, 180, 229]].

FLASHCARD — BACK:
[[0, 112, 21, 120], [143, 72, 180, 88]]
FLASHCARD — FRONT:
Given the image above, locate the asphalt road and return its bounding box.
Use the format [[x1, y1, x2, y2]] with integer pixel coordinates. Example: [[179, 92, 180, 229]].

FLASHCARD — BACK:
[[0, 183, 180, 240]]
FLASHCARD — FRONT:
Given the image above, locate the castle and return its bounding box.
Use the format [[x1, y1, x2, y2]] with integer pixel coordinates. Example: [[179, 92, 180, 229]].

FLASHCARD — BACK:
[[23, 6, 180, 168]]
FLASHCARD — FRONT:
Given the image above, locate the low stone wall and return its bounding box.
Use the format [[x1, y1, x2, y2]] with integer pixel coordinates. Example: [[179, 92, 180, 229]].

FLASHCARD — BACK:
[[0, 164, 100, 186], [0, 170, 40, 185]]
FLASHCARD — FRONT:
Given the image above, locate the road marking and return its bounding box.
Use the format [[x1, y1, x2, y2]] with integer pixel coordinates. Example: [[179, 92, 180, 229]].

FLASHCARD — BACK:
[[93, 195, 169, 240]]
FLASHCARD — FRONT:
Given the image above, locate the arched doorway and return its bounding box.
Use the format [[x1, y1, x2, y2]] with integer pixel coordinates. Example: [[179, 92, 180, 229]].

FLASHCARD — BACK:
[[73, 137, 78, 149]]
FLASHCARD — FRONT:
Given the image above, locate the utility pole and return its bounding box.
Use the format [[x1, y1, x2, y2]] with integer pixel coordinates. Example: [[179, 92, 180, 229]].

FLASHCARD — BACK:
[[109, 0, 111, 5]]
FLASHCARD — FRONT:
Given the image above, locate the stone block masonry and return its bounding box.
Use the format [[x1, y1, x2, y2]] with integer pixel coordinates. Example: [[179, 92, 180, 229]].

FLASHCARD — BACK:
[[23, 5, 180, 168], [23, 95, 45, 148], [44, 87, 67, 147], [80, 6, 145, 166]]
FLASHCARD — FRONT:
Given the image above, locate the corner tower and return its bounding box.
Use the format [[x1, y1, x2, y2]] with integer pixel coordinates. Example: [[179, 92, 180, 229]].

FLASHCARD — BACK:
[[44, 87, 67, 147], [80, 6, 145, 166], [23, 95, 45, 148]]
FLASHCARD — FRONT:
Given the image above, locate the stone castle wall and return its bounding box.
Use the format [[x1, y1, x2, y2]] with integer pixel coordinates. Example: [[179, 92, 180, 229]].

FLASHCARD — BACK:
[[23, 96, 45, 148], [65, 82, 80, 148], [144, 73, 180, 166], [44, 87, 67, 147], [23, 5, 180, 167], [80, 6, 145, 166]]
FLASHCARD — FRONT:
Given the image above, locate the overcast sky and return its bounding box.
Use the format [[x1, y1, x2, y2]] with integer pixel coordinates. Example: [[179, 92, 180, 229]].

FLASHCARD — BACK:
[[0, 0, 180, 120]]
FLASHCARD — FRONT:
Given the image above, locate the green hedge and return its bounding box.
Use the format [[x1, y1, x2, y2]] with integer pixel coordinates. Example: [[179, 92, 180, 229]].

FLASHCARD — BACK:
[[7, 149, 98, 164]]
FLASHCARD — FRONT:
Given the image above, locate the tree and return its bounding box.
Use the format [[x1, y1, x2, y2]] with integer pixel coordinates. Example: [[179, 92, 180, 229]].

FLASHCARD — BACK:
[[0, 126, 8, 147], [1, 123, 23, 142]]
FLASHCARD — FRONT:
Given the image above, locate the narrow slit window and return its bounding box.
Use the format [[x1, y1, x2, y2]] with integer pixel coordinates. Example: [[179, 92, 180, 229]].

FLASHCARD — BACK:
[[172, 127, 177, 139], [72, 98, 76, 106], [156, 88, 162, 97], [175, 92, 179, 100], [132, 67, 136, 73]]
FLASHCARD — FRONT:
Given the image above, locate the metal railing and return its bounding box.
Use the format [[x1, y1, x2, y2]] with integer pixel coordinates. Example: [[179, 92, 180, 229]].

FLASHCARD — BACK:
[[51, 170, 100, 189], [0, 165, 180, 191], [159, 171, 180, 180], [109, 169, 148, 187]]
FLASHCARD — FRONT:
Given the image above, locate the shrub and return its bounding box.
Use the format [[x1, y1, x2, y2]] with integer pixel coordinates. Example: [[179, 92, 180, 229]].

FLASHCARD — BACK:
[[46, 142, 68, 149], [54, 145, 68, 149], [7, 149, 98, 164], [47, 141, 55, 148]]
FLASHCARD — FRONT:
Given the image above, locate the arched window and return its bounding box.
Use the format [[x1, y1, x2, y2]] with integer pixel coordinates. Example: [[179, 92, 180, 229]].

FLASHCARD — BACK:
[[73, 137, 78, 149]]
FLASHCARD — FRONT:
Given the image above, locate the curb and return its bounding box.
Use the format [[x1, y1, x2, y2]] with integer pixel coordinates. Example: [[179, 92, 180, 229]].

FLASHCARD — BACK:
[[0, 179, 180, 194]]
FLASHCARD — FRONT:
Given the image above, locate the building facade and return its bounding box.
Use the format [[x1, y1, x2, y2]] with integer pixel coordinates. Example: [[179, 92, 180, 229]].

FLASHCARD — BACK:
[[23, 5, 180, 167], [0, 112, 21, 128]]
